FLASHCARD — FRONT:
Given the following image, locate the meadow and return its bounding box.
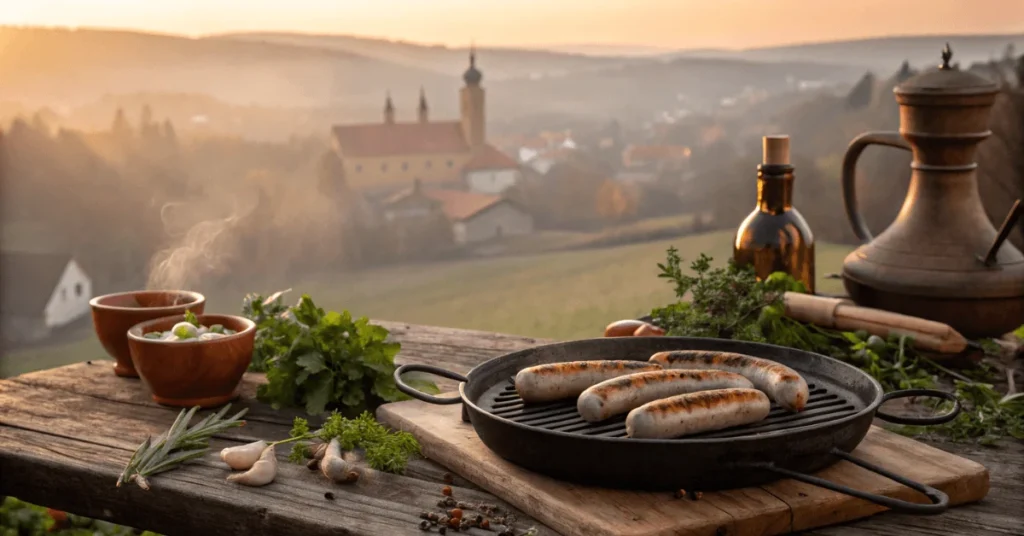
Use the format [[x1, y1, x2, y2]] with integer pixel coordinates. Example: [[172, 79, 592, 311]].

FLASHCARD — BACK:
[[0, 230, 852, 377]]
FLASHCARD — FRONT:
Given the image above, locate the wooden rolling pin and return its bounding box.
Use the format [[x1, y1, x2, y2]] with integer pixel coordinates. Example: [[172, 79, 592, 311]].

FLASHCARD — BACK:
[[783, 292, 969, 354]]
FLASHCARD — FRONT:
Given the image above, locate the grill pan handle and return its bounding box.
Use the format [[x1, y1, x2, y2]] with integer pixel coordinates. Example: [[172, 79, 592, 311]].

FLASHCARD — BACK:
[[737, 448, 949, 515], [394, 364, 467, 405], [876, 389, 962, 425]]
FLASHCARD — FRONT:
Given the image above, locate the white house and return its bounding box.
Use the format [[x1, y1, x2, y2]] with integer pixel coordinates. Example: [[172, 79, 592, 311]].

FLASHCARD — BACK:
[[462, 145, 523, 194], [0, 253, 93, 344]]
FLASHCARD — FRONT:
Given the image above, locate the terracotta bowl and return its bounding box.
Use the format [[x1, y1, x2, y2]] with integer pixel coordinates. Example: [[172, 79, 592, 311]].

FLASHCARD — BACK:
[[90, 290, 206, 377], [127, 314, 256, 408]]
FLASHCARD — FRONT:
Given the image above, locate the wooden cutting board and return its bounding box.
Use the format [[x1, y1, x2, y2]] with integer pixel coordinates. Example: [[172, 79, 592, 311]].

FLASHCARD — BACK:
[[377, 397, 990, 536]]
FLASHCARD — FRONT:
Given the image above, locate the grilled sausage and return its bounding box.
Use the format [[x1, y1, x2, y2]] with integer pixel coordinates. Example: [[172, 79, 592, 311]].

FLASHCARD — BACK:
[[515, 360, 663, 403], [604, 320, 647, 337], [577, 369, 754, 422], [649, 350, 809, 412], [632, 323, 665, 337], [626, 388, 771, 439]]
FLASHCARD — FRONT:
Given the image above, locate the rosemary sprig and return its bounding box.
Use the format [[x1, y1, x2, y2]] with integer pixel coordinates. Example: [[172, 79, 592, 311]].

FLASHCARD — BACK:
[[118, 404, 248, 490]]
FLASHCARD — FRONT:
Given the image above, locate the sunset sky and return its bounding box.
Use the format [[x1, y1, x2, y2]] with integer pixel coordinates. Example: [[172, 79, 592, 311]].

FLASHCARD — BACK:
[[1, 0, 1022, 50]]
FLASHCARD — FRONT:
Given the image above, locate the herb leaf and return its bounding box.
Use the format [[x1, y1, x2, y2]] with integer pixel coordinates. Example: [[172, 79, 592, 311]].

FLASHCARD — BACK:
[[245, 292, 436, 416]]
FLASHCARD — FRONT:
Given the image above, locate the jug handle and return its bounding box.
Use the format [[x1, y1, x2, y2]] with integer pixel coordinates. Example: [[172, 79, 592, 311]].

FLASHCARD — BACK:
[[980, 199, 1024, 266], [842, 131, 912, 242]]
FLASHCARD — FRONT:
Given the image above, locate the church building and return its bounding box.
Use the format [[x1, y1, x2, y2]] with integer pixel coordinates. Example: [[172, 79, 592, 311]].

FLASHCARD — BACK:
[[330, 51, 521, 196]]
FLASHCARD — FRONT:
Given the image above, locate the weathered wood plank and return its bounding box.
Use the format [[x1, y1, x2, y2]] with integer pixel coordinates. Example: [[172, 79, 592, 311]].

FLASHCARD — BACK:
[[0, 380, 554, 535], [378, 397, 995, 536]]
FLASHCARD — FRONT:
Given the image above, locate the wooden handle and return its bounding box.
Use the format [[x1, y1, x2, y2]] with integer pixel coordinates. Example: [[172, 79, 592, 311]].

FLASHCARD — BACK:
[[783, 292, 968, 354]]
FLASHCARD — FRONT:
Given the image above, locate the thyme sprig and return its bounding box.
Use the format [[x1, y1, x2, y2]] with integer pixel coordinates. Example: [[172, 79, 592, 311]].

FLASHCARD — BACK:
[[117, 405, 248, 490]]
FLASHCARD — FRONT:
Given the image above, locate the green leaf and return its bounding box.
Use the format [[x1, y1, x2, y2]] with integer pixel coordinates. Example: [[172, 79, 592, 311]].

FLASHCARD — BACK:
[[295, 352, 327, 375], [303, 371, 336, 416]]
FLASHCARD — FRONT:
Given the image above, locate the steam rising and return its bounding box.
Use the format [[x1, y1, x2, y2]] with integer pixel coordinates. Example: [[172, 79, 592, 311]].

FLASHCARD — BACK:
[[146, 194, 255, 291]]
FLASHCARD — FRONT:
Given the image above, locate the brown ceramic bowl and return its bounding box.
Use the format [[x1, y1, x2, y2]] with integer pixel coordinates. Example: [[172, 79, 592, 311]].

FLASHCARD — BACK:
[[127, 314, 256, 408], [90, 290, 206, 377]]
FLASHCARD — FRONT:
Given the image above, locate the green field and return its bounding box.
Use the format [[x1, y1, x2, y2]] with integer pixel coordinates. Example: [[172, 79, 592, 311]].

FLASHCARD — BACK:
[[0, 230, 852, 377]]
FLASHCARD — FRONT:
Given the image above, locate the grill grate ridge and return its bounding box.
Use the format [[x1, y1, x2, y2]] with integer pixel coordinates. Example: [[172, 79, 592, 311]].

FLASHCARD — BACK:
[[485, 381, 861, 440]]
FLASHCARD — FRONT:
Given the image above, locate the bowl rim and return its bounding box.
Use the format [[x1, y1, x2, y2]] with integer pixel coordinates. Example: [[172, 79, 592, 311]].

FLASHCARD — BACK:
[[90, 290, 206, 313], [127, 313, 256, 346]]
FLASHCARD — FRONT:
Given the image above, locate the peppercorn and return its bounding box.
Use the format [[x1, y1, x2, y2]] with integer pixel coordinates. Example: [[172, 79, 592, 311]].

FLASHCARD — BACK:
[[673, 489, 686, 499], [449, 508, 463, 520], [474, 515, 484, 525], [688, 490, 703, 501], [439, 516, 449, 526], [480, 519, 491, 530], [442, 485, 453, 496], [437, 500, 447, 508], [444, 497, 457, 507], [427, 513, 439, 522], [443, 472, 454, 485], [324, 492, 335, 501], [448, 517, 460, 529], [438, 527, 447, 535], [419, 520, 431, 531], [420, 512, 430, 520], [460, 520, 471, 531]]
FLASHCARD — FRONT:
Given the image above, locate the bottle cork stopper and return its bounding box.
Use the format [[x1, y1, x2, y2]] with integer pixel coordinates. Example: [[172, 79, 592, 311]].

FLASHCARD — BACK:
[[763, 135, 790, 166]]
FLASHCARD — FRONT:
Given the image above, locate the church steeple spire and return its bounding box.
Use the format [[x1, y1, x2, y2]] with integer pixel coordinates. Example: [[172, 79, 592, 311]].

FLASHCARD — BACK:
[[384, 91, 395, 124], [463, 44, 483, 86], [418, 86, 429, 123]]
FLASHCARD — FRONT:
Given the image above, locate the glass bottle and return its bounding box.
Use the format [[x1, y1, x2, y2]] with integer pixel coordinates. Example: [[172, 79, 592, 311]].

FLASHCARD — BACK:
[[733, 135, 815, 292]]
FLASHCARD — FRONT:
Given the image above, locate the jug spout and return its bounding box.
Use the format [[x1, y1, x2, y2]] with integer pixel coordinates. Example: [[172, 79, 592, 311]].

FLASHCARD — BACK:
[[980, 199, 1024, 267]]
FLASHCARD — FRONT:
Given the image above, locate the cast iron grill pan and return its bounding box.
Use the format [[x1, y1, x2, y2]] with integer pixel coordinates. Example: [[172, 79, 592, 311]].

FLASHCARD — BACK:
[[396, 336, 961, 515]]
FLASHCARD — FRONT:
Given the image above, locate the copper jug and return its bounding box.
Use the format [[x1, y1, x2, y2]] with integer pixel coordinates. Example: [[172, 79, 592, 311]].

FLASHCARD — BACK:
[[840, 45, 1024, 339]]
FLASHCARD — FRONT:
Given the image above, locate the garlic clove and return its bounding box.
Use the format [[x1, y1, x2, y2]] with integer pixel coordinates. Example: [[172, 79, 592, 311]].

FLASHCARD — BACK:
[[320, 438, 359, 483], [220, 440, 269, 471], [227, 445, 277, 487]]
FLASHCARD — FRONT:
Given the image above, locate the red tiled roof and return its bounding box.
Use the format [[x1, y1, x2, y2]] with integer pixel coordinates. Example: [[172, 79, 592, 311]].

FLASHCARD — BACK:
[[332, 121, 468, 158], [385, 186, 503, 221], [462, 144, 520, 172], [422, 189, 503, 220]]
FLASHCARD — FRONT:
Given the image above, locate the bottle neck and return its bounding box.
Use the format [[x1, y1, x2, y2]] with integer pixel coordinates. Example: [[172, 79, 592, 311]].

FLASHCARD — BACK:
[[757, 164, 795, 214]]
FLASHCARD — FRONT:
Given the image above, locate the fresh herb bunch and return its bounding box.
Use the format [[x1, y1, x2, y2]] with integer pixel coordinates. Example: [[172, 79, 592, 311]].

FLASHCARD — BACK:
[[118, 405, 248, 490], [0, 497, 161, 536], [651, 248, 1024, 445], [287, 412, 422, 473], [243, 291, 439, 417]]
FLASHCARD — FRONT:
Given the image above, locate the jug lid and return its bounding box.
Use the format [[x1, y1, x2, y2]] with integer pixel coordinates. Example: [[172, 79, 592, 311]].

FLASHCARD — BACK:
[[894, 43, 999, 97]]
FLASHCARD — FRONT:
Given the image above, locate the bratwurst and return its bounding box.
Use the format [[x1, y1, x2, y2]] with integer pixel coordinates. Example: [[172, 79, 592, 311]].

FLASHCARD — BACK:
[[625, 388, 771, 439], [649, 350, 809, 412], [514, 360, 662, 403], [576, 369, 754, 422]]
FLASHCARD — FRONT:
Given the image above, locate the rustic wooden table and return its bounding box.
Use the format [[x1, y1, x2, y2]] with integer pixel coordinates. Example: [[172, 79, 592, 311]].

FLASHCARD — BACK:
[[1, 321, 1021, 536]]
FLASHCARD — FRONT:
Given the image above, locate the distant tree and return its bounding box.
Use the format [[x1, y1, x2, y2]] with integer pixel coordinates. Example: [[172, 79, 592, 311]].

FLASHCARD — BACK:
[[111, 108, 133, 140], [1017, 55, 1024, 87], [595, 179, 637, 223], [846, 72, 875, 110]]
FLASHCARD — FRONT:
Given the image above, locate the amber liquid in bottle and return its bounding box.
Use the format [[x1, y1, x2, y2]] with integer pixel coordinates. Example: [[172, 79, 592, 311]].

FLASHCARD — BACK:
[[733, 137, 815, 292]]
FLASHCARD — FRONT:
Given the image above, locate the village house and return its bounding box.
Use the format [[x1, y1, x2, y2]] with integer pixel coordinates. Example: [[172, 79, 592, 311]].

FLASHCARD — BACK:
[[0, 252, 93, 345], [383, 180, 534, 245], [616, 144, 692, 183], [329, 51, 521, 196]]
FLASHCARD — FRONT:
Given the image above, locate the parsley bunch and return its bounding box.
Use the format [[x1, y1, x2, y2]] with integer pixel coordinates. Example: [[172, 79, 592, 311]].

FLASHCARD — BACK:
[[243, 291, 438, 417]]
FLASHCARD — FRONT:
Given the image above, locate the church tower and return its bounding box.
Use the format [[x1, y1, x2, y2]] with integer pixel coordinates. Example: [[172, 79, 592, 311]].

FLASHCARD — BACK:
[[418, 87, 429, 124], [459, 47, 485, 151], [384, 92, 395, 124]]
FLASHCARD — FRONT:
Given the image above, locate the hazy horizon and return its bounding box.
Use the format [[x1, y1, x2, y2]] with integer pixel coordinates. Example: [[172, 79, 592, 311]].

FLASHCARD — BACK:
[[3, 0, 1022, 51]]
